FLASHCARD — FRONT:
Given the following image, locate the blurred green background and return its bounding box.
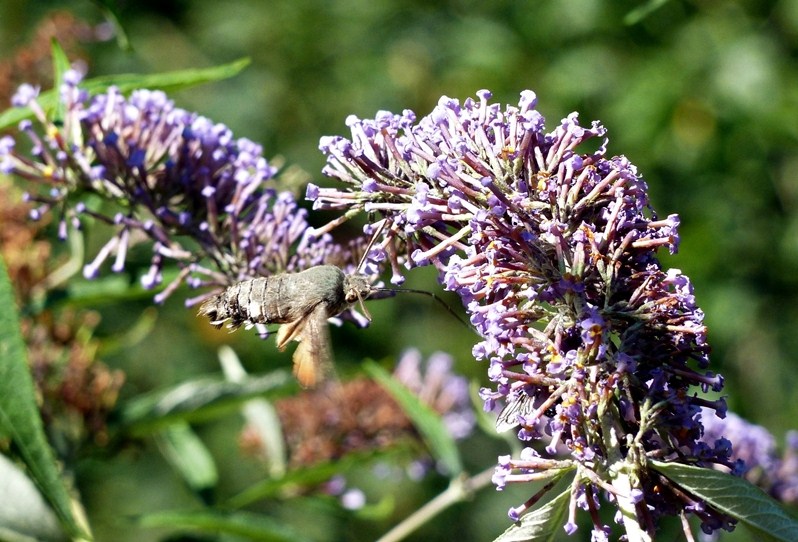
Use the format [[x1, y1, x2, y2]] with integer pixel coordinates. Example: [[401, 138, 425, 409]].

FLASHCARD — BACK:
[[1, 0, 798, 541]]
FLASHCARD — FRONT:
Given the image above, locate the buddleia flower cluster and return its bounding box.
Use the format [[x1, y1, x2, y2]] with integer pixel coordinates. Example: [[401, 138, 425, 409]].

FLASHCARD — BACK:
[[0, 70, 370, 313], [311, 90, 732, 538]]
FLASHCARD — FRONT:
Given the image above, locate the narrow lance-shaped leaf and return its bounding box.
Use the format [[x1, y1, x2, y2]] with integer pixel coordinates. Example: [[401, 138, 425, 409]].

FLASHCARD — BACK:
[[50, 40, 71, 124], [0, 255, 87, 539], [119, 370, 293, 435], [0, 57, 251, 130], [0, 453, 65, 542], [135, 509, 312, 542], [226, 448, 404, 509], [364, 360, 463, 476], [652, 460, 798, 542], [218, 345, 287, 479], [156, 422, 219, 495], [493, 478, 573, 542]]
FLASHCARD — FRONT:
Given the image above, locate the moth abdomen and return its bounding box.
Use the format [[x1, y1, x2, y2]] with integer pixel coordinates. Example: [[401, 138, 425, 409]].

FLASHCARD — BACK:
[[199, 277, 279, 329]]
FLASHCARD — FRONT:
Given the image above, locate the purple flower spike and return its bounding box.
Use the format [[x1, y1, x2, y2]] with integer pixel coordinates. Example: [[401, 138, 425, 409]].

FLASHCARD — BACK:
[[2, 77, 373, 308], [313, 90, 734, 537], [394, 348, 475, 441]]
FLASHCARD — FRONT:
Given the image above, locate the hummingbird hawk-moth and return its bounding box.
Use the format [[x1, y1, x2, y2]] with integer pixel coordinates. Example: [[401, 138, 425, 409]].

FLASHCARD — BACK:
[[198, 265, 374, 388]]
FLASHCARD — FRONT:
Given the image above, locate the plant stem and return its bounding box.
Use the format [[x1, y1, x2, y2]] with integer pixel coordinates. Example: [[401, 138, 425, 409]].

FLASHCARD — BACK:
[[612, 468, 651, 542], [598, 399, 651, 542], [376, 466, 495, 542]]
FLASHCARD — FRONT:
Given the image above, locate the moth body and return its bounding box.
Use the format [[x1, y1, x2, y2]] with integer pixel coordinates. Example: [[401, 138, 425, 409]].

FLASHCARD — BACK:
[[199, 265, 374, 387]]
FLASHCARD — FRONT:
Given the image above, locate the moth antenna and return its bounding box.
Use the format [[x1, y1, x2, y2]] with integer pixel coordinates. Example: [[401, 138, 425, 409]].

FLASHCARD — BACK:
[[374, 287, 473, 332]]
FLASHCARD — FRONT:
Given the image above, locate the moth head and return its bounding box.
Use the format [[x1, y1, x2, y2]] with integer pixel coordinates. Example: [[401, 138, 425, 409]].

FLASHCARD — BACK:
[[343, 274, 374, 320], [343, 274, 372, 302]]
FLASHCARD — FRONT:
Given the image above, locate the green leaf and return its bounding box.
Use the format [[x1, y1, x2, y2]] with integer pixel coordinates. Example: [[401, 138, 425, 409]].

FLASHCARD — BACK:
[[135, 509, 311, 542], [218, 346, 287, 478], [364, 360, 463, 476], [95, 307, 158, 357], [227, 446, 412, 509], [156, 422, 218, 494], [226, 448, 394, 509], [0, 453, 65, 542], [351, 494, 395, 521], [119, 370, 293, 435], [0, 58, 250, 130], [624, 0, 672, 25], [89, 0, 131, 51], [58, 265, 185, 308], [50, 41, 71, 80], [50, 40, 71, 124], [66, 274, 141, 303], [0, 256, 88, 539], [652, 460, 798, 542], [493, 482, 572, 542], [82, 58, 251, 95]]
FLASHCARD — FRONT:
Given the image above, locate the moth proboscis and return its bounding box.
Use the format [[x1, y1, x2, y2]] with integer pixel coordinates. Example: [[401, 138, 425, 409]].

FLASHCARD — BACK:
[[198, 265, 373, 388]]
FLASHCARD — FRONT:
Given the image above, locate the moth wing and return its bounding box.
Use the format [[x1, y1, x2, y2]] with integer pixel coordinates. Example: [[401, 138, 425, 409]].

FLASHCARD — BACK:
[[276, 317, 305, 350], [276, 304, 334, 388], [495, 393, 535, 433]]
